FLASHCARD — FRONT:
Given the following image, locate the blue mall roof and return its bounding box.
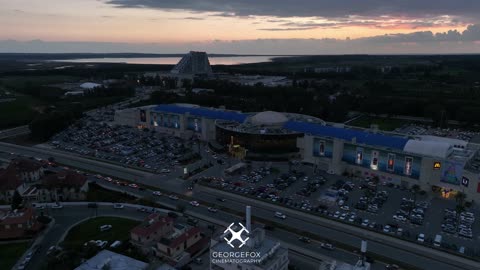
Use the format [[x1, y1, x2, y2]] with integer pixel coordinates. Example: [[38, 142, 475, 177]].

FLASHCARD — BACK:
[[153, 104, 248, 122], [284, 121, 409, 150]]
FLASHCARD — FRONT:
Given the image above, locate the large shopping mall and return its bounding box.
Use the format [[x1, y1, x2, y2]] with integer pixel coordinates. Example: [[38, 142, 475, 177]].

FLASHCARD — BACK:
[[114, 103, 480, 200]]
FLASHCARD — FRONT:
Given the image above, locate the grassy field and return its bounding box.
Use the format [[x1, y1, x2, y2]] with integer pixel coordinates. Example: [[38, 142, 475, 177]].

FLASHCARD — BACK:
[[0, 242, 30, 269], [61, 217, 140, 250], [347, 115, 411, 131], [86, 183, 138, 203]]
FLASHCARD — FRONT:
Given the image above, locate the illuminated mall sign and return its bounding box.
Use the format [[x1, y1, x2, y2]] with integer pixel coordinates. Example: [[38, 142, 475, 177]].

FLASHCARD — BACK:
[[433, 162, 441, 170]]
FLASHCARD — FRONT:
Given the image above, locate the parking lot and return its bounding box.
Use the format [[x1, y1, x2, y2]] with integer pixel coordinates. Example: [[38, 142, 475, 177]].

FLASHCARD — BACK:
[[199, 161, 480, 259], [50, 122, 200, 174], [394, 123, 480, 141]]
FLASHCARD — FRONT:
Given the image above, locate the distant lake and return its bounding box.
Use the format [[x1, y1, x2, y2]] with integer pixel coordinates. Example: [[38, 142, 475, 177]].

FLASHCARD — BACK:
[[54, 56, 277, 65]]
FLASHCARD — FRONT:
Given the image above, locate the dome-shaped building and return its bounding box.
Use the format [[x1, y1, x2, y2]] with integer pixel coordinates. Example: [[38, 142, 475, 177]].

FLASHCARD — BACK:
[[250, 111, 289, 126], [215, 111, 325, 159]]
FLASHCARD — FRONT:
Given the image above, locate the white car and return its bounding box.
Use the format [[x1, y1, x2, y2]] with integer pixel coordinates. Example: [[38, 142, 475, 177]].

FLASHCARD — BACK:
[[383, 225, 391, 233], [50, 203, 63, 209], [169, 195, 179, 200], [99, 225, 112, 231], [340, 206, 350, 211], [33, 203, 45, 209], [95, 240, 108, 248], [152, 191, 162, 196], [190, 201, 200, 207], [113, 203, 124, 209], [207, 207, 218, 213], [417, 233, 425, 243], [274, 212, 286, 219], [361, 219, 369, 227]]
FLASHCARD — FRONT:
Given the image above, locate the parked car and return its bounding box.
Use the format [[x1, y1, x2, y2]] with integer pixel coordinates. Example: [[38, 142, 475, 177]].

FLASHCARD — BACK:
[[417, 233, 425, 243], [274, 212, 286, 219], [33, 203, 45, 209], [50, 203, 63, 209], [99, 225, 112, 231], [113, 203, 124, 209]]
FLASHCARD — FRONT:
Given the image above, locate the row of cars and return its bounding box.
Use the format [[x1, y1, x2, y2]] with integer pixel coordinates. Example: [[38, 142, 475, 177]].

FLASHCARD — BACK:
[[442, 209, 475, 238], [392, 198, 428, 226], [354, 190, 389, 214]]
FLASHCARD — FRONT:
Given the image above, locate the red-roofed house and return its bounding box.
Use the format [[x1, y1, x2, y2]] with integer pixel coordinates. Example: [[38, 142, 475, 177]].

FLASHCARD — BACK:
[[130, 214, 174, 254], [0, 208, 41, 240], [0, 158, 45, 203], [8, 158, 44, 183], [0, 167, 23, 203], [21, 171, 89, 203]]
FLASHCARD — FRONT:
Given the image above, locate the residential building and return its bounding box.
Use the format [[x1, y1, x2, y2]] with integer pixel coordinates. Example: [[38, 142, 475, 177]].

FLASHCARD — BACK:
[[0, 157, 44, 202], [155, 224, 205, 267], [0, 167, 22, 203], [0, 208, 40, 240], [23, 171, 89, 203], [130, 214, 174, 254], [74, 250, 148, 270]]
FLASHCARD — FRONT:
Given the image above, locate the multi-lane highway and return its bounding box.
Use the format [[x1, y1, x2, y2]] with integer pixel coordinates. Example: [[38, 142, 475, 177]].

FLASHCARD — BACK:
[[1, 142, 479, 269]]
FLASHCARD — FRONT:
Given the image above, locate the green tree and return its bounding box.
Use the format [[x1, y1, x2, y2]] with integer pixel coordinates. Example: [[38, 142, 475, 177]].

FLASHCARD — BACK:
[[11, 190, 23, 210], [411, 184, 421, 205], [455, 192, 467, 206], [371, 176, 380, 192]]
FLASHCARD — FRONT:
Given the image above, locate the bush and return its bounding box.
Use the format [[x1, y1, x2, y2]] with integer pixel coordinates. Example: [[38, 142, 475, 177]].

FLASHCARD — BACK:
[[37, 215, 52, 224]]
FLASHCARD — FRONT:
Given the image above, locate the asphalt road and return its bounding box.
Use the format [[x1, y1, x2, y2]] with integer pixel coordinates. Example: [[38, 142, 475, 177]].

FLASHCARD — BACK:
[[1, 143, 479, 270]]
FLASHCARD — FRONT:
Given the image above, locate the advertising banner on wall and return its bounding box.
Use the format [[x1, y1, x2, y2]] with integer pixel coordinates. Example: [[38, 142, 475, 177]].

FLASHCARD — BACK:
[[387, 153, 395, 172], [440, 161, 464, 185], [356, 147, 363, 165], [462, 176, 470, 187], [370, 150, 379, 170]]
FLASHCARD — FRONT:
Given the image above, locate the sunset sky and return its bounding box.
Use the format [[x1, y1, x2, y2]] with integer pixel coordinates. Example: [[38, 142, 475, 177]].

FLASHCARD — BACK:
[[1, 0, 480, 54]]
